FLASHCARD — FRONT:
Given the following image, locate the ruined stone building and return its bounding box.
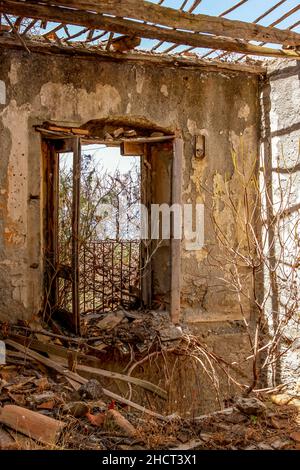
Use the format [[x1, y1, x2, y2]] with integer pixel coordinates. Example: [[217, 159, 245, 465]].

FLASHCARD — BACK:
[[0, 1, 299, 416]]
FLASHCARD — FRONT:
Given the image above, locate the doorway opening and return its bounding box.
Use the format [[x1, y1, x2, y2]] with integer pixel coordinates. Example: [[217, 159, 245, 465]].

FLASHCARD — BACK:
[[43, 125, 181, 335], [57, 144, 142, 318]]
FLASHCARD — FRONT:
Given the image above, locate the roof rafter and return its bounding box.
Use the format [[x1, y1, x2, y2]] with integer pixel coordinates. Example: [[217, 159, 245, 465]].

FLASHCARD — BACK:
[[1, 1, 300, 60], [43, 0, 300, 46]]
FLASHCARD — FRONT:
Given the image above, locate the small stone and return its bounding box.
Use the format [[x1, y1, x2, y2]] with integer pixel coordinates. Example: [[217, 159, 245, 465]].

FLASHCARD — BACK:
[[28, 391, 56, 405], [63, 402, 89, 418], [257, 443, 273, 450], [235, 397, 267, 415], [113, 128, 124, 138], [290, 431, 300, 443], [159, 325, 183, 341], [78, 379, 103, 401], [271, 439, 289, 449], [124, 129, 137, 137], [150, 132, 164, 137]]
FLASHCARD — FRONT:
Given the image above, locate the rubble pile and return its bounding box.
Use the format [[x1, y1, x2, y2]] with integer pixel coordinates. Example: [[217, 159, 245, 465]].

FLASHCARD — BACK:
[[0, 315, 300, 450]]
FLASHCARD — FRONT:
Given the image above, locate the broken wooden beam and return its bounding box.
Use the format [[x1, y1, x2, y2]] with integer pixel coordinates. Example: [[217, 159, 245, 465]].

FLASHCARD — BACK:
[[40, 0, 300, 46], [0, 405, 65, 446], [10, 334, 167, 399], [1, 2, 299, 59]]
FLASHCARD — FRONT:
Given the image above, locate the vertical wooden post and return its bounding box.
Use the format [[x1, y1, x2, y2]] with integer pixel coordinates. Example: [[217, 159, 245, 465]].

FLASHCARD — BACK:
[[141, 145, 152, 308], [72, 137, 81, 335], [44, 140, 59, 317], [170, 138, 183, 324]]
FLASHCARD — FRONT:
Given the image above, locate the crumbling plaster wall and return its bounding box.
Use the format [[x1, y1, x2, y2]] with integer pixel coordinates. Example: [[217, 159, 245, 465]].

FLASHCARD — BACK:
[[262, 60, 300, 389], [0, 49, 259, 327]]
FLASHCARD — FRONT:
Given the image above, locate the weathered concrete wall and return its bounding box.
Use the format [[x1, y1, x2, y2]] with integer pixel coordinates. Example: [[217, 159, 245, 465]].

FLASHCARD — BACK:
[[0, 49, 259, 326], [261, 60, 300, 389]]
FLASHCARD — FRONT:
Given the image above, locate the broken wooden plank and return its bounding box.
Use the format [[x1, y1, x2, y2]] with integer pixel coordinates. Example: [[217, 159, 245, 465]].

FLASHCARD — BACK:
[[102, 389, 170, 421], [5, 340, 169, 420], [5, 339, 86, 386], [1, 2, 299, 59], [11, 334, 167, 399], [74, 364, 167, 400], [10, 334, 100, 366], [71, 127, 90, 135], [0, 405, 65, 446], [47, 125, 72, 133], [41, 0, 300, 46]]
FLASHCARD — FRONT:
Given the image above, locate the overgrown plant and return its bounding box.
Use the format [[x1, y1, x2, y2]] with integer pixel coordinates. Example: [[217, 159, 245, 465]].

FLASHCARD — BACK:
[[203, 140, 300, 393]]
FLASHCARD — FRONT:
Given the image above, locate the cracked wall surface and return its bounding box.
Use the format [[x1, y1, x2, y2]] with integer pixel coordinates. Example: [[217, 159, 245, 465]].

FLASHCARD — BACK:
[[0, 49, 259, 325]]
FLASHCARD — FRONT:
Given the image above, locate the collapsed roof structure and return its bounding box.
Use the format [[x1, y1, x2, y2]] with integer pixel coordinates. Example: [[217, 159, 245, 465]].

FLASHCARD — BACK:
[[0, 0, 299, 72]]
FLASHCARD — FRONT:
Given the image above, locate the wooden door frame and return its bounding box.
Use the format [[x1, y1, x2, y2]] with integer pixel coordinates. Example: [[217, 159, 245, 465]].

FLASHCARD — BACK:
[[44, 136, 81, 335], [170, 138, 183, 324], [43, 132, 182, 332]]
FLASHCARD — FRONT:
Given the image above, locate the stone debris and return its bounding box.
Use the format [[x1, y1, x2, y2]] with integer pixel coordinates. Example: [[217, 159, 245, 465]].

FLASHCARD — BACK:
[[77, 379, 103, 401], [62, 401, 90, 418], [96, 311, 125, 331], [159, 325, 183, 342], [235, 397, 267, 415]]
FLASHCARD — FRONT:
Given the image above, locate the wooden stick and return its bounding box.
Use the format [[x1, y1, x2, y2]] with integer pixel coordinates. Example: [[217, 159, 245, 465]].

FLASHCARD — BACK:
[[2, 12, 30, 52], [10, 325, 85, 344]]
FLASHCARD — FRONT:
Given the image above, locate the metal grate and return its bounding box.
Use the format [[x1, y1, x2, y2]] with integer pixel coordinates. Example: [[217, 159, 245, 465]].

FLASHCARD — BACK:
[[79, 240, 141, 314]]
